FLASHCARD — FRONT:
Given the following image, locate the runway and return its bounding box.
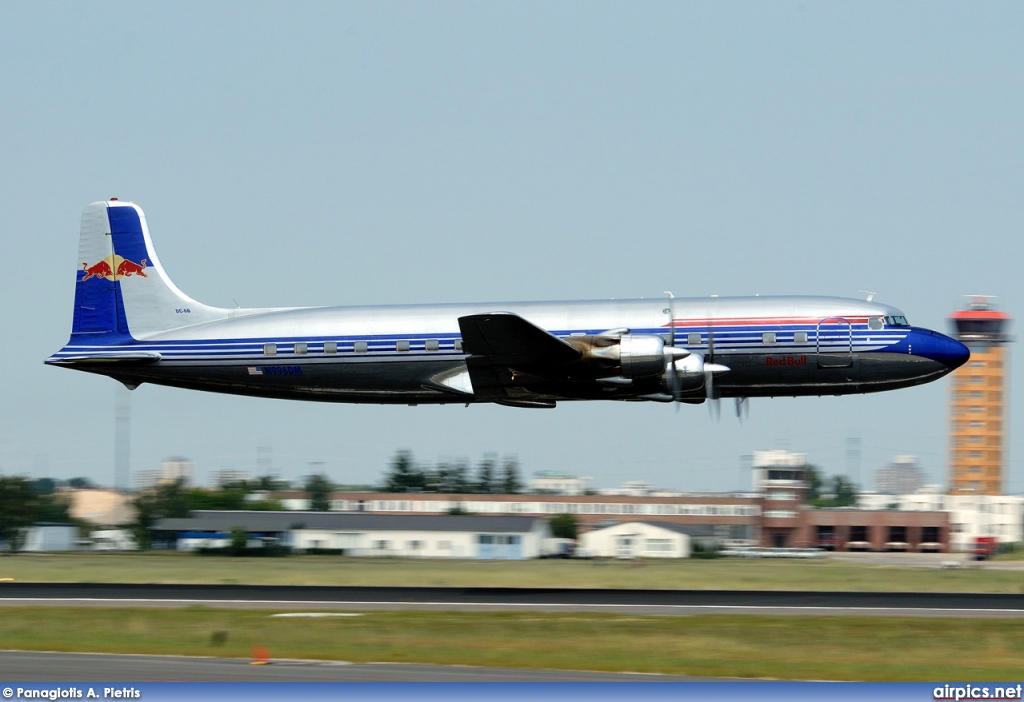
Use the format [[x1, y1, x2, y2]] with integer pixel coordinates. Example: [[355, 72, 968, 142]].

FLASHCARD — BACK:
[[2, 583, 1024, 617], [0, 650, 707, 682]]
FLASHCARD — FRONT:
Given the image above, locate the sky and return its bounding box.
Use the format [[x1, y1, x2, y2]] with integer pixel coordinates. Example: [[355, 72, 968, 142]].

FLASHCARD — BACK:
[[2, 2, 1023, 494]]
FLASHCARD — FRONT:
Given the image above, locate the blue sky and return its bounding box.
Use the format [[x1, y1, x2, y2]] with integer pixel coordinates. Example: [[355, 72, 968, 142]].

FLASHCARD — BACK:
[[2, 2, 1022, 492]]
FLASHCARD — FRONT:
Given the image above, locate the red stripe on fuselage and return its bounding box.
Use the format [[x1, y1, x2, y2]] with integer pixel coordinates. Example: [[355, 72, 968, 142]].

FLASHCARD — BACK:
[[664, 316, 872, 328]]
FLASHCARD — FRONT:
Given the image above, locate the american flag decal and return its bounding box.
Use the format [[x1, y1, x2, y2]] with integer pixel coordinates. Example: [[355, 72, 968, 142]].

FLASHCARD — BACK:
[[247, 367, 263, 375]]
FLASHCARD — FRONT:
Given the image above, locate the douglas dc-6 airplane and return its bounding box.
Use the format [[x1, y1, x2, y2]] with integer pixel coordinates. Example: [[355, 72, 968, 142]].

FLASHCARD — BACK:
[[48, 200, 969, 413]]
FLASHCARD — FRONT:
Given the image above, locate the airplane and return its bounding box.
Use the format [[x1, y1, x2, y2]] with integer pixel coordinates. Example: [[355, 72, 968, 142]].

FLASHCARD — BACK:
[[47, 199, 970, 412]]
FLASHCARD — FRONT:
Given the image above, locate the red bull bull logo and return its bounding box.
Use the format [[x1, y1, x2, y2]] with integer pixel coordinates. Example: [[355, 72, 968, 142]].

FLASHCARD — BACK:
[[82, 259, 113, 281], [81, 256, 147, 281], [117, 258, 147, 277]]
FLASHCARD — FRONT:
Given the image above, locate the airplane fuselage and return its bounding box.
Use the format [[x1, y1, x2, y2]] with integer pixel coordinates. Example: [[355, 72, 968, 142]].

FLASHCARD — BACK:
[[47, 201, 969, 408], [51, 294, 966, 407]]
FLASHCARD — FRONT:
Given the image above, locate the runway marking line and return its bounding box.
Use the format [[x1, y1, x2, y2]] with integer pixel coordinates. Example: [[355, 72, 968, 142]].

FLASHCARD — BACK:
[[2, 597, 1024, 614]]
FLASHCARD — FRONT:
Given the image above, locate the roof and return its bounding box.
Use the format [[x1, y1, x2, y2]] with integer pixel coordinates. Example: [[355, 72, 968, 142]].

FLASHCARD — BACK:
[[586, 520, 717, 538], [949, 310, 1010, 320], [152, 511, 545, 534]]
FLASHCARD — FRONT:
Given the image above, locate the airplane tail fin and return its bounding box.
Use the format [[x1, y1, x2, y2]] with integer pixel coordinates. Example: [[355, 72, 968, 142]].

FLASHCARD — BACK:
[[68, 200, 229, 341]]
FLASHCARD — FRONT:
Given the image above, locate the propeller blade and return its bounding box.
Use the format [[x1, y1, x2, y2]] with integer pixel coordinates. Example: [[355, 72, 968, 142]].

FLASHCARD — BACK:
[[708, 393, 721, 421], [664, 292, 681, 405], [663, 292, 675, 348], [705, 312, 719, 419], [735, 397, 749, 422]]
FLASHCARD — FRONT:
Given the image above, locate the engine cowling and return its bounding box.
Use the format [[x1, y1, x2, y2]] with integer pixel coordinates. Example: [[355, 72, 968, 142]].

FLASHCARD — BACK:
[[618, 334, 670, 378], [568, 332, 692, 380], [663, 353, 709, 393]]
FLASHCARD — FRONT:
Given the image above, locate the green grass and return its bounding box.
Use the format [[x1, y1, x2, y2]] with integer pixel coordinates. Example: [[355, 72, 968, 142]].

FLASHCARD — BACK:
[[2, 552, 1023, 593], [1, 607, 1022, 681]]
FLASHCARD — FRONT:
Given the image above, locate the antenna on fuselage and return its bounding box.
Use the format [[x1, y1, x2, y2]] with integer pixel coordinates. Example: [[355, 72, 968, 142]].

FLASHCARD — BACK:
[[859, 290, 876, 302]]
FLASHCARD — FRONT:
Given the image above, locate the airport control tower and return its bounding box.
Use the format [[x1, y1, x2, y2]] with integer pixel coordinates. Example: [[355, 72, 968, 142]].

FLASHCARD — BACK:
[[948, 297, 1012, 495]]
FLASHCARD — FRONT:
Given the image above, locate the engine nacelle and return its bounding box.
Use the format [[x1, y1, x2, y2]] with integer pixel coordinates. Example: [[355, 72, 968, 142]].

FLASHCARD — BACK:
[[662, 353, 709, 393], [618, 334, 669, 378], [568, 332, 689, 380]]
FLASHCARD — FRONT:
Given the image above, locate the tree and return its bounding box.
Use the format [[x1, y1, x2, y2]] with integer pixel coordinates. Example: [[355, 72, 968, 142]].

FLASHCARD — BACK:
[[304, 474, 333, 511], [808, 474, 859, 508], [448, 460, 472, 493], [230, 526, 249, 553], [383, 451, 426, 492], [500, 456, 522, 494], [186, 487, 248, 511], [549, 513, 578, 540], [803, 465, 824, 501], [830, 475, 858, 507], [67, 477, 96, 490], [36, 493, 71, 523], [28, 478, 58, 495], [0, 477, 40, 553], [131, 478, 190, 550], [475, 455, 496, 494], [252, 475, 290, 492]]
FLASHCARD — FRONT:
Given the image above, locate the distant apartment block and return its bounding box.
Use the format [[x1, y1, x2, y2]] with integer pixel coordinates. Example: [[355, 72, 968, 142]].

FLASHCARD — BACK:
[[527, 471, 591, 495], [875, 455, 926, 495]]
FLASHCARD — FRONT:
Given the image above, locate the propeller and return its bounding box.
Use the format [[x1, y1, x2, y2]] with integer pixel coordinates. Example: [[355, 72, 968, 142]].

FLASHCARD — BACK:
[[663, 292, 682, 408], [705, 315, 720, 419]]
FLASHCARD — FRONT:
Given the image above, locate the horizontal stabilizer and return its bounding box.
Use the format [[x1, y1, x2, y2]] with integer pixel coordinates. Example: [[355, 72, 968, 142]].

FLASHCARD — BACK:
[[46, 351, 162, 365]]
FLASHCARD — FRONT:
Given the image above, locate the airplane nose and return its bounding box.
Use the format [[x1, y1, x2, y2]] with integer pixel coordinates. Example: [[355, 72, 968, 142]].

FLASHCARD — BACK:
[[913, 330, 971, 370]]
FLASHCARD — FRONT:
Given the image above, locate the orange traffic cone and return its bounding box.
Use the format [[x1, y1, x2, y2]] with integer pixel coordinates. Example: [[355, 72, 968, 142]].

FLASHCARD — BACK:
[[251, 645, 270, 665]]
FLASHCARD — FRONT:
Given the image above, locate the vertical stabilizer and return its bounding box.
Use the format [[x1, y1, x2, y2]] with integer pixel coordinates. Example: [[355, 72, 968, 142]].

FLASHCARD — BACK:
[[73, 202, 121, 336], [71, 200, 228, 341]]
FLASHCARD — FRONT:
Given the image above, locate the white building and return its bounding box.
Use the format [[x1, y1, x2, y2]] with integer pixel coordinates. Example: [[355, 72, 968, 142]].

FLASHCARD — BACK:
[[22, 524, 78, 552], [527, 471, 591, 496], [858, 492, 1024, 551], [598, 480, 658, 497], [66, 489, 136, 525], [136, 457, 196, 490], [153, 512, 550, 559], [580, 521, 716, 559]]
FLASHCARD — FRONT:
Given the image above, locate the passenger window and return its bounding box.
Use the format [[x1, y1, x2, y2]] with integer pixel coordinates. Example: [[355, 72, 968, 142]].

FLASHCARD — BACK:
[[263, 343, 277, 356], [396, 340, 410, 352], [354, 341, 368, 354], [323, 341, 338, 354], [763, 332, 776, 345], [425, 339, 439, 352], [294, 342, 308, 355], [868, 317, 884, 331], [794, 331, 808, 344], [454, 339, 464, 352], [687, 333, 701, 346]]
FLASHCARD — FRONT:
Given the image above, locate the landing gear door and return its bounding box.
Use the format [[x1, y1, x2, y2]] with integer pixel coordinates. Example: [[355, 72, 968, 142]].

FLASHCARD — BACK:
[[816, 318, 853, 368]]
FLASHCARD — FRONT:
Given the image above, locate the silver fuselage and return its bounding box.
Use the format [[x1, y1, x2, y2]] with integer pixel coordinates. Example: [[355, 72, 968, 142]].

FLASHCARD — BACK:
[[50, 294, 967, 406]]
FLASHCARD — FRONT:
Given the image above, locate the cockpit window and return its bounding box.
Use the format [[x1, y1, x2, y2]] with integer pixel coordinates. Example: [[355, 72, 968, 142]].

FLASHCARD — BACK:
[[884, 315, 909, 327], [868, 317, 884, 331]]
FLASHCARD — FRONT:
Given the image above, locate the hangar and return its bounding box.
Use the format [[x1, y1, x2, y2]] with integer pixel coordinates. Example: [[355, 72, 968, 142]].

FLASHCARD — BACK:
[[579, 521, 717, 559]]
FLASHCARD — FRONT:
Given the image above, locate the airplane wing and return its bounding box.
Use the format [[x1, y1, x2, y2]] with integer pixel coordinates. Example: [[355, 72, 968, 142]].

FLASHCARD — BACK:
[[457, 312, 581, 405], [458, 313, 579, 366]]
